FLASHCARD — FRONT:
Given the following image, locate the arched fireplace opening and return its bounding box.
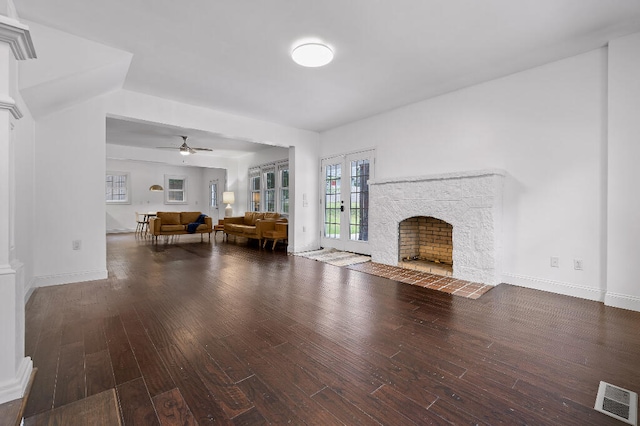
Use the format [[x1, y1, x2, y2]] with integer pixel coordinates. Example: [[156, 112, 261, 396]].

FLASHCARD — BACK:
[[398, 216, 453, 276]]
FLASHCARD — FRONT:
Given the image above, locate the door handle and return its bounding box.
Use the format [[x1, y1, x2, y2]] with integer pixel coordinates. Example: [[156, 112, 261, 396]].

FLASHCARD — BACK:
[[340, 201, 344, 212]]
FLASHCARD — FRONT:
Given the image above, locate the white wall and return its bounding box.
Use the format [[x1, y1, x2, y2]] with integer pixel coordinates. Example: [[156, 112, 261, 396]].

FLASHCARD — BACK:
[[13, 91, 35, 301], [321, 48, 608, 302], [607, 32, 640, 311], [33, 96, 108, 287], [105, 159, 226, 232]]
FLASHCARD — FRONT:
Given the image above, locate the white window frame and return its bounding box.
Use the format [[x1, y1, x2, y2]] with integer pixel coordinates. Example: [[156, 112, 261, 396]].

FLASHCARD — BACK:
[[263, 165, 276, 213], [249, 167, 261, 212], [106, 171, 131, 204], [247, 160, 289, 214], [164, 175, 188, 205], [278, 162, 289, 215]]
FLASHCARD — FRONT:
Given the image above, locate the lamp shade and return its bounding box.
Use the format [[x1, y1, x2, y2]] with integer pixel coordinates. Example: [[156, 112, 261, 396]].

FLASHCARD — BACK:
[[222, 192, 235, 205], [149, 184, 164, 191]]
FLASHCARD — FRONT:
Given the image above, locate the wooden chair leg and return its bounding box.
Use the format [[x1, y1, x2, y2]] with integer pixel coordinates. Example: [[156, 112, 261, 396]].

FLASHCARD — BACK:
[[272, 239, 278, 250]]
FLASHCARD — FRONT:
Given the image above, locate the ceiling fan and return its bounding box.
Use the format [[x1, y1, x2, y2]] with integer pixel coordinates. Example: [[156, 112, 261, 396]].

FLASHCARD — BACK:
[[156, 136, 213, 156]]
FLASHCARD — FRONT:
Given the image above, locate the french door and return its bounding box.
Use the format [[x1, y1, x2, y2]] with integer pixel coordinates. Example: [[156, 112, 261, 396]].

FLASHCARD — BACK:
[[320, 150, 374, 254]]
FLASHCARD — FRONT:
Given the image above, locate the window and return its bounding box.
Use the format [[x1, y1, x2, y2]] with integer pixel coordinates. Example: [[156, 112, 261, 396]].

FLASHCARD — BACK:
[[105, 172, 130, 204], [247, 160, 289, 215], [279, 164, 289, 214], [249, 168, 260, 212], [165, 175, 188, 204], [263, 166, 276, 212]]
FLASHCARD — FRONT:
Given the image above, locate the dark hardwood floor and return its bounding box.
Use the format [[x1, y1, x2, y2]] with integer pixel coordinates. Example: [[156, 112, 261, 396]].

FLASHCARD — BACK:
[[22, 233, 640, 425]]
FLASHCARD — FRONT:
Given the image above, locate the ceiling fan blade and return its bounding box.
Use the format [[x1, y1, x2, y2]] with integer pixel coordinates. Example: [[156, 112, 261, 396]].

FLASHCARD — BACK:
[[191, 147, 214, 151], [156, 147, 179, 149]]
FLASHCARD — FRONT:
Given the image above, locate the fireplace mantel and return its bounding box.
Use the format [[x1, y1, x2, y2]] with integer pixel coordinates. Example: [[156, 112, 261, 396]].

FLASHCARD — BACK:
[[368, 169, 506, 186], [368, 170, 505, 285]]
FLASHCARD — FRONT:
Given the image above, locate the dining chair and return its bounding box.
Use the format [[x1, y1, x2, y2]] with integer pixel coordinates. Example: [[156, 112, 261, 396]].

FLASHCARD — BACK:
[[135, 212, 148, 235]]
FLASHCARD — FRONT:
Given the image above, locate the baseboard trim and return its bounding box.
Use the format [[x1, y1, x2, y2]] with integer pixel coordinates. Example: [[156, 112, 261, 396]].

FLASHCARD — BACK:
[[106, 228, 135, 234], [0, 357, 33, 405], [604, 292, 640, 312], [33, 269, 108, 288], [24, 280, 35, 304], [501, 273, 606, 302]]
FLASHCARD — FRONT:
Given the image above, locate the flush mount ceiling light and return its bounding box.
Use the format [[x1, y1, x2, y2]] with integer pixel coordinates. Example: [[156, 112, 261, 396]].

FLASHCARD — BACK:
[[291, 43, 334, 67]]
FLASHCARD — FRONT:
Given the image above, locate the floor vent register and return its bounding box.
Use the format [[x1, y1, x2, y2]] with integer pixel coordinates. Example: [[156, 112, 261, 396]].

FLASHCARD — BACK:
[[594, 381, 638, 425]]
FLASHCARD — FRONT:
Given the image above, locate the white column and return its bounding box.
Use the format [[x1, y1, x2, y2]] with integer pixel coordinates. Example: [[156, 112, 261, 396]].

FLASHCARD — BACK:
[[0, 5, 36, 404]]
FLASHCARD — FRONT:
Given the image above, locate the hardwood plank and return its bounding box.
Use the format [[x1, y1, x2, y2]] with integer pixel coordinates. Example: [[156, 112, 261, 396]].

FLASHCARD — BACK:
[[312, 387, 380, 425], [85, 350, 115, 398], [230, 407, 267, 426], [83, 318, 107, 355], [235, 375, 304, 425], [372, 384, 450, 425], [104, 315, 142, 385], [60, 320, 84, 346], [153, 388, 197, 426], [23, 315, 62, 418], [117, 377, 160, 426], [157, 344, 231, 425], [53, 341, 85, 408], [119, 308, 176, 397], [196, 331, 253, 384], [174, 334, 254, 419], [25, 389, 121, 426]]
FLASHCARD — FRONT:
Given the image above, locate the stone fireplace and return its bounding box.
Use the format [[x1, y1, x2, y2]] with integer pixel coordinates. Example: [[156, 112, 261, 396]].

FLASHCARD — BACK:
[[369, 170, 505, 285]]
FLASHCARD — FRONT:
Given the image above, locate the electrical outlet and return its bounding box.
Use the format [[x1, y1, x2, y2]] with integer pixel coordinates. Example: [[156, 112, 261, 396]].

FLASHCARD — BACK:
[[574, 259, 584, 270], [72, 240, 81, 250], [550, 257, 559, 268]]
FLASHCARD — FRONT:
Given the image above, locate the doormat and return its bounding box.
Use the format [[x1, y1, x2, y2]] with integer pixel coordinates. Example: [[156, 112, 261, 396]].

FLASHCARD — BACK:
[[295, 248, 371, 267]]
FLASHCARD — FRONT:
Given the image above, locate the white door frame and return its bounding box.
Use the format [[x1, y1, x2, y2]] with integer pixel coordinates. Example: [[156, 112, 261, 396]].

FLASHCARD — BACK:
[[320, 149, 375, 254]]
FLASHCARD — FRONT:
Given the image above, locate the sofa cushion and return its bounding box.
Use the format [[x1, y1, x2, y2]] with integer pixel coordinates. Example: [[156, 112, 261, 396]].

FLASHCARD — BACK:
[[194, 223, 209, 231], [181, 212, 202, 224], [244, 212, 265, 226], [157, 212, 181, 225], [264, 212, 281, 220], [160, 224, 185, 232]]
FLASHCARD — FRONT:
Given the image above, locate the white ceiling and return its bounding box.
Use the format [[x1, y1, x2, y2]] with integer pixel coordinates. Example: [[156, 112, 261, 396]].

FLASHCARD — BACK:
[[16, 0, 640, 133]]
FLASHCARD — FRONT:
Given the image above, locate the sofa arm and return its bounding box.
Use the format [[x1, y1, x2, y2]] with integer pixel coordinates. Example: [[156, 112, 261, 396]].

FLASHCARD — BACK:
[[274, 222, 288, 234], [149, 217, 161, 235], [255, 219, 276, 238], [204, 216, 213, 229]]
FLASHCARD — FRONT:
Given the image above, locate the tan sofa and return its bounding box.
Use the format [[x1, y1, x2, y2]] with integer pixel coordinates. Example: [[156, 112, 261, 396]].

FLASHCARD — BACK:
[[148, 211, 213, 243], [223, 212, 286, 244]]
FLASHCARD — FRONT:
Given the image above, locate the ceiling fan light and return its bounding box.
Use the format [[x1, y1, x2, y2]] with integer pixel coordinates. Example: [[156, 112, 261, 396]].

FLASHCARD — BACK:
[[292, 43, 333, 67]]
